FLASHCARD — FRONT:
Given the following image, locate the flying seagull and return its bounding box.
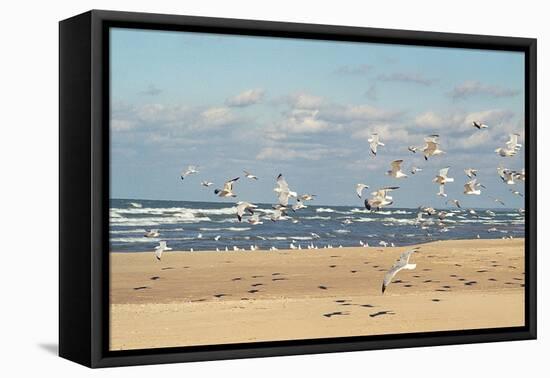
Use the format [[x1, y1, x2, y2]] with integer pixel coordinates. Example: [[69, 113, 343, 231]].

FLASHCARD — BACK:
[[365, 187, 399, 211], [292, 199, 307, 211], [236, 201, 257, 222], [181, 165, 199, 179], [129, 202, 142, 208], [382, 249, 418, 293], [497, 166, 516, 185], [495, 134, 522, 157], [446, 199, 461, 208], [472, 121, 488, 129], [422, 135, 445, 161], [506, 133, 522, 151], [509, 189, 523, 197], [464, 168, 478, 178], [201, 180, 213, 187], [274, 174, 297, 207], [408, 146, 418, 153], [491, 197, 506, 206], [243, 170, 258, 180], [356, 183, 370, 198], [433, 167, 454, 185], [154, 241, 172, 261], [368, 133, 385, 156], [387, 160, 408, 179], [214, 177, 240, 197], [464, 179, 481, 195], [411, 166, 423, 175], [299, 194, 316, 201]]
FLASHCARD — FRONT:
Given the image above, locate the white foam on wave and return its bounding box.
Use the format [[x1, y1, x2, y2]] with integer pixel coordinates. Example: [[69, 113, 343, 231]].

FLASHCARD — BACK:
[[110, 214, 211, 227], [334, 229, 351, 234], [302, 216, 331, 220], [315, 207, 335, 213], [290, 236, 314, 240], [110, 237, 155, 243]]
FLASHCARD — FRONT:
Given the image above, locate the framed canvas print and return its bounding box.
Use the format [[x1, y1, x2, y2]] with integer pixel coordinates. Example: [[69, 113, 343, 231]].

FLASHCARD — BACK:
[[59, 10, 537, 368]]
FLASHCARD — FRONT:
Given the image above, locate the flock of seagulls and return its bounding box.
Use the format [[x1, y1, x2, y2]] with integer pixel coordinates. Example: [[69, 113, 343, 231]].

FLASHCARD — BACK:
[[143, 119, 524, 294]]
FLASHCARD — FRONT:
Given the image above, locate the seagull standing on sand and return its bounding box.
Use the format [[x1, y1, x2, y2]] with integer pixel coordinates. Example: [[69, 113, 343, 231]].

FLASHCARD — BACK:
[[422, 135, 445, 161], [180, 165, 199, 179], [214, 177, 239, 197], [381, 249, 418, 293], [368, 133, 385, 156], [154, 241, 172, 261], [243, 170, 258, 180], [356, 183, 370, 198], [472, 121, 489, 129], [236, 201, 257, 222], [387, 160, 408, 179]]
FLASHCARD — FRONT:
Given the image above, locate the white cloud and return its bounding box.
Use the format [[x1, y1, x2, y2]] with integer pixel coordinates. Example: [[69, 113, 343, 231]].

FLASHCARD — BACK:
[[225, 89, 265, 107], [448, 80, 520, 100], [286, 93, 325, 110], [256, 145, 346, 161]]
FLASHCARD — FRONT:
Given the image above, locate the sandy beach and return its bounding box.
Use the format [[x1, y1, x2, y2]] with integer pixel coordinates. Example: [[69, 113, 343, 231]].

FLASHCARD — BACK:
[[110, 238, 525, 351]]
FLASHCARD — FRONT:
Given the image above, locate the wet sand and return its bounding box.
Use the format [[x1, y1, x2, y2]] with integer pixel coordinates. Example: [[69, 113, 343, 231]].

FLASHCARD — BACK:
[[110, 238, 525, 350]]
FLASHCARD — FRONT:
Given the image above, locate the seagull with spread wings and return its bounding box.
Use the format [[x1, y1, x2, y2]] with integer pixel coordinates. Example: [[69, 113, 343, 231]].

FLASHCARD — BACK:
[[356, 183, 370, 198], [368, 133, 385, 156], [422, 135, 445, 161], [214, 177, 240, 197], [154, 241, 172, 261], [382, 249, 418, 293], [387, 160, 408, 179]]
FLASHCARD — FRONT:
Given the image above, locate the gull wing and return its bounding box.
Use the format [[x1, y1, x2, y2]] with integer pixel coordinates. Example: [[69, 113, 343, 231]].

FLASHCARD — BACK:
[[439, 167, 450, 178], [356, 184, 368, 198], [382, 250, 415, 293], [391, 160, 403, 174], [223, 177, 239, 192]]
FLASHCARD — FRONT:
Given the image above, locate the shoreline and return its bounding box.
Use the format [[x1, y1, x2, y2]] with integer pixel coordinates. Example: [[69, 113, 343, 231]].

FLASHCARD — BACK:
[[110, 238, 525, 350]]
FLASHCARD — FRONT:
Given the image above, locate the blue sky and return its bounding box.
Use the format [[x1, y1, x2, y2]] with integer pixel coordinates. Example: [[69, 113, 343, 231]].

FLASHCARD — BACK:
[[110, 27, 525, 208]]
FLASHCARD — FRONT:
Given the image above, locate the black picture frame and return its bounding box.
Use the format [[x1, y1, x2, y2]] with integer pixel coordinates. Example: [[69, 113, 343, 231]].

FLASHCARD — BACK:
[[59, 9, 537, 368]]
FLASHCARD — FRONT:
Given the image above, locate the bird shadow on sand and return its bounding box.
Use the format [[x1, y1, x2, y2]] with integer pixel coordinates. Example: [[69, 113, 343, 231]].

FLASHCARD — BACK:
[[323, 311, 350, 318], [369, 310, 395, 318], [133, 286, 150, 290]]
